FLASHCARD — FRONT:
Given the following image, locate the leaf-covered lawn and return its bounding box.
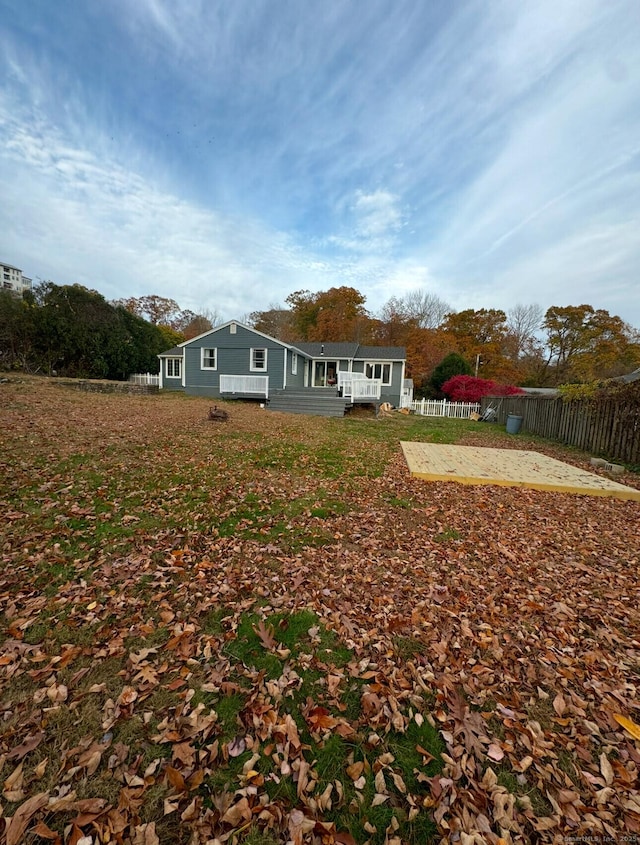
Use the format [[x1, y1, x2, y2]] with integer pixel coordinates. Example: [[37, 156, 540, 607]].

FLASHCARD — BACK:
[[1, 377, 639, 844]]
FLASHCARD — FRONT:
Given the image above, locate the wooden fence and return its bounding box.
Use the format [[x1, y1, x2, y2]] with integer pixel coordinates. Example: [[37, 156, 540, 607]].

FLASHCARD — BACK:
[[479, 393, 640, 465]]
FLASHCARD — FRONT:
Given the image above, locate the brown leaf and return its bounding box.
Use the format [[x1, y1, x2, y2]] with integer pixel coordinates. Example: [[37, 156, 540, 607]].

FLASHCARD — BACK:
[[221, 796, 251, 826], [552, 692, 567, 716], [252, 619, 276, 650], [600, 752, 614, 786], [487, 743, 504, 762], [165, 766, 187, 794], [346, 761, 364, 780], [6, 731, 45, 761], [32, 820, 61, 841], [5, 791, 50, 845], [132, 823, 160, 845]]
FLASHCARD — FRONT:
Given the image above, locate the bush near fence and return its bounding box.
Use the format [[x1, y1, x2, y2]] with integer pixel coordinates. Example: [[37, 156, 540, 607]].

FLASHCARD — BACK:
[[480, 385, 640, 465]]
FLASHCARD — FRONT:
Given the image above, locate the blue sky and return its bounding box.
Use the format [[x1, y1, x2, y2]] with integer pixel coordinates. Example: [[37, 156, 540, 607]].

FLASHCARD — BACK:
[[2, 0, 640, 328]]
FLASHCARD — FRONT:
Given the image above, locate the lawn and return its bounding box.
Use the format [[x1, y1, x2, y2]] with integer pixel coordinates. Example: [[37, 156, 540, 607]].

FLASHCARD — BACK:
[[1, 377, 639, 844]]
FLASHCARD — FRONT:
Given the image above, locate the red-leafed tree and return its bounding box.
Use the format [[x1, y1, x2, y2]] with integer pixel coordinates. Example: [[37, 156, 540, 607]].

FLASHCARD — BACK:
[[442, 375, 524, 402]]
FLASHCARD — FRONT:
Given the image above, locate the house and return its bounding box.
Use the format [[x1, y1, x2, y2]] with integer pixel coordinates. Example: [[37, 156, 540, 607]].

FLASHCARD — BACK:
[[618, 367, 640, 384], [158, 321, 406, 416], [1, 262, 32, 295]]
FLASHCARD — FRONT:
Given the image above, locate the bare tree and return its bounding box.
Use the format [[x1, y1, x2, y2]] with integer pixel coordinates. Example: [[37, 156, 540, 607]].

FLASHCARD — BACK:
[[402, 289, 453, 329], [507, 303, 544, 358]]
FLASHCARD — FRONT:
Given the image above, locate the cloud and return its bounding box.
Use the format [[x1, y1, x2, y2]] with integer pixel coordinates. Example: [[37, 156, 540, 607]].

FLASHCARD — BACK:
[[2, 0, 640, 330]]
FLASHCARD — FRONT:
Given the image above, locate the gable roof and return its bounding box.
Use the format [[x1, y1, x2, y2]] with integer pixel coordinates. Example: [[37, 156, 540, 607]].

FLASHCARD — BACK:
[[178, 320, 309, 354], [157, 321, 406, 362]]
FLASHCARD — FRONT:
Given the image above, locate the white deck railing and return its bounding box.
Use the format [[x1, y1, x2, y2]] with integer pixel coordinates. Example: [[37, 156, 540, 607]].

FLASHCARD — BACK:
[[219, 374, 269, 398], [339, 373, 382, 401], [409, 398, 480, 418]]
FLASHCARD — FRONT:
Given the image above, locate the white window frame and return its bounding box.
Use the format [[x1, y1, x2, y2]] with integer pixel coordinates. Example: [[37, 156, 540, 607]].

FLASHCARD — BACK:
[[250, 347, 268, 372], [291, 352, 298, 375], [166, 357, 182, 378], [365, 362, 392, 385], [201, 347, 217, 370]]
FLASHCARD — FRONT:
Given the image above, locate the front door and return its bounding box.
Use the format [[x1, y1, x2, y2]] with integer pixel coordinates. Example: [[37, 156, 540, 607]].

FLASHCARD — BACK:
[[313, 360, 338, 387]]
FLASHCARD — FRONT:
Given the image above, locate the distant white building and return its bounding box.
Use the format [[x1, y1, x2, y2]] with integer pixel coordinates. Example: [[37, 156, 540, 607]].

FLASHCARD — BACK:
[[1, 262, 32, 295]]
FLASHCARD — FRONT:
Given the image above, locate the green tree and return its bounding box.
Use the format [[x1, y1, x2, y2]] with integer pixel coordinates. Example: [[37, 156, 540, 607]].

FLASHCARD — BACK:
[[428, 352, 473, 397], [0, 290, 38, 371]]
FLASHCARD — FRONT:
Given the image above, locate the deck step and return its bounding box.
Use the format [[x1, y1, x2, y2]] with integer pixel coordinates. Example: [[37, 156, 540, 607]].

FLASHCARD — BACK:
[[266, 392, 348, 417]]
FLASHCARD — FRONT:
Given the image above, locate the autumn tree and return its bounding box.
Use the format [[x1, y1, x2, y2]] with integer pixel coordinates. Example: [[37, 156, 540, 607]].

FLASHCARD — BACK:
[[542, 305, 640, 384], [285, 287, 371, 342], [115, 295, 182, 326], [248, 306, 298, 342], [441, 308, 520, 383], [179, 309, 221, 340]]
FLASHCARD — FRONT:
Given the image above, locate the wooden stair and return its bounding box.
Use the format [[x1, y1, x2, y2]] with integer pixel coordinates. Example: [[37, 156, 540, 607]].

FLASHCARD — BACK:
[[266, 388, 348, 417]]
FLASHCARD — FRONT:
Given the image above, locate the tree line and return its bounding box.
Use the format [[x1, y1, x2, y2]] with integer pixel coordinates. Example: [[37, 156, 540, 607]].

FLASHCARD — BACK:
[[248, 287, 640, 391], [2, 281, 638, 389], [0, 285, 214, 380]]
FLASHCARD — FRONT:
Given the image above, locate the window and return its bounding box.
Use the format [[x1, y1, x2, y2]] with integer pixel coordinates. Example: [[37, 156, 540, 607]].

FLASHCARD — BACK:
[[167, 358, 182, 378], [201, 347, 217, 369], [250, 348, 267, 371], [230, 323, 237, 334], [365, 362, 391, 385], [291, 352, 298, 375]]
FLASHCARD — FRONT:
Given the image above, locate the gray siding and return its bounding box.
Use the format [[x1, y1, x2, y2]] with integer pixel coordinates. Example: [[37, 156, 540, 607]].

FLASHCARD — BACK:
[[286, 351, 307, 389], [182, 324, 288, 397]]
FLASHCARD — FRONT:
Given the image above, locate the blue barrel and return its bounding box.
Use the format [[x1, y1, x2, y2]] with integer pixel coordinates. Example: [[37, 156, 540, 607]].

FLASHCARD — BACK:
[[506, 414, 523, 434]]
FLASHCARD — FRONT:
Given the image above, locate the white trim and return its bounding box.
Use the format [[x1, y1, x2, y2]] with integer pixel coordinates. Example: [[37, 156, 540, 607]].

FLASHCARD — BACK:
[[250, 347, 268, 371], [200, 347, 217, 370], [166, 357, 182, 379], [291, 352, 298, 375], [283, 350, 287, 389]]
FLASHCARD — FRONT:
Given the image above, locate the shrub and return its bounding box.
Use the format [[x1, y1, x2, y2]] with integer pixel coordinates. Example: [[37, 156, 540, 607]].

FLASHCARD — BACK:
[[441, 375, 524, 403]]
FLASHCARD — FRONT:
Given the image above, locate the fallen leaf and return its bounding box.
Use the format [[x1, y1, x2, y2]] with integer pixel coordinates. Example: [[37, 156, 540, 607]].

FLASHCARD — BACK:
[[5, 791, 50, 845], [613, 713, 640, 740]]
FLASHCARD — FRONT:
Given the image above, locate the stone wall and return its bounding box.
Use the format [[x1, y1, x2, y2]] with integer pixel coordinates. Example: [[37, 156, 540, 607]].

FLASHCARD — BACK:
[[59, 380, 159, 395]]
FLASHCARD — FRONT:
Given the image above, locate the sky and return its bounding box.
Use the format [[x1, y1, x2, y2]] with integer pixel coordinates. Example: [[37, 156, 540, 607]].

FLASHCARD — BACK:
[[1, 0, 640, 329]]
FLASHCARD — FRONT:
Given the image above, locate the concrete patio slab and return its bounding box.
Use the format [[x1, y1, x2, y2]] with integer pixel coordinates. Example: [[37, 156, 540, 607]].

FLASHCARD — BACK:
[[400, 442, 640, 500]]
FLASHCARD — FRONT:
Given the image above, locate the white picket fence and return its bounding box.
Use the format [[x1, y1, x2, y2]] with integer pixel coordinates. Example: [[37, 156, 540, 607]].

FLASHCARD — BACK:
[[408, 398, 480, 418], [129, 372, 160, 386]]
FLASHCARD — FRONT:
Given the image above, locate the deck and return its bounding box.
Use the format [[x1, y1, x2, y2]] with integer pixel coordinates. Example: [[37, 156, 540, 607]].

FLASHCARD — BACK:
[[400, 442, 640, 500]]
